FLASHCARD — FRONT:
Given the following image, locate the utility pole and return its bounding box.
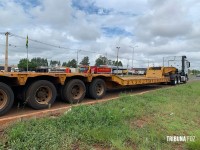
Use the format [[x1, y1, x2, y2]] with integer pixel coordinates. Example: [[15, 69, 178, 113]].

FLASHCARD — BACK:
[[77, 50, 78, 68], [130, 45, 138, 69], [163, 57, 165, 66], [116, 47, 120, 74], [127, 58, 129, 69], [105, 52, 108, 65], [5, 32, 9, 72]]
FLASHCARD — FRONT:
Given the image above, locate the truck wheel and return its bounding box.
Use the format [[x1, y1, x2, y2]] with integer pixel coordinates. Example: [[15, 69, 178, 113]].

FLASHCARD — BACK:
[[26, 80, 57, 109], [62, 79, 86, 104], [183, 76, 188, 84], [0, 82, 14, 116], [171, 77, 177, 85], [89, 78, 106, 99]]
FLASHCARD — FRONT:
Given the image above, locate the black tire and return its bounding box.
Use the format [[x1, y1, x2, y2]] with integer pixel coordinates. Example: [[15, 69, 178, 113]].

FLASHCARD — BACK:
[[88, 78, 106, 99], [85, 84, 91, 98], [61, 79, 86, 104], [183, 76, 188, 84], [0, 82, 14, 116], [25, 80, 57, 109], [171, 77, 177, 85]]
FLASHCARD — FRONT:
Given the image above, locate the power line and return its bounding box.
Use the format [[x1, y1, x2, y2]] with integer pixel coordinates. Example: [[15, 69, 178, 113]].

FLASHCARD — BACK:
[[3, 32, 142, 63], [5, 43, 107, 56], [10, 33, 80, 51], [9, 33, 107, 55]]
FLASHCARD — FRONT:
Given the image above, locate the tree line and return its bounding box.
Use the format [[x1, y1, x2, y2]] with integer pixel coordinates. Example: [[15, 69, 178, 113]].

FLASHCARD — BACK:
[[17, 56, 123, 70]]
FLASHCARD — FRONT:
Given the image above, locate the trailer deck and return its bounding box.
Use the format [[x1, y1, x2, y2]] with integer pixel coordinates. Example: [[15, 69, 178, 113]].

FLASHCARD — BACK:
[[0, 66, 183, 116], [112, 76, 170, 86], [0, 72, 170, 87]]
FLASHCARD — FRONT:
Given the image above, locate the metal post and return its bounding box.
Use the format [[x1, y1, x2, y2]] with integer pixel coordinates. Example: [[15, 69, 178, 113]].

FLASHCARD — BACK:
[[4, 32, 9, 72], [130, 45, 138, 69], [26, 35, 29, 72], [163, 57, 164, 66], [77, 50, 78, 68], [127, 58, 129, 69], [132, 49, 134, 69], [77, 50, 81, 69], [26, 47, 28, 72], [105, 52, 108, 65], [116, 47, 120, 74]]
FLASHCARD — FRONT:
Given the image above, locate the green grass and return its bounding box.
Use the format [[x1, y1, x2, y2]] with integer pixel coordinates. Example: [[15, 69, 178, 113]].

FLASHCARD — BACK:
[[1, 82, 200, 150]]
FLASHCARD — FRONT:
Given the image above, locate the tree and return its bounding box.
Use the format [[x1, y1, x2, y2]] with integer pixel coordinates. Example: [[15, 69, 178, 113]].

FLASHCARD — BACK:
[[31, 57, 48, 67], [18, 58, 37, 71], [94, 56, 123, 67], [191, 69, 200, 75], [18, 58, 28, 71], [50, 60, 60, 67], [18, 57, 49, 71], [62, 62, 67, 67], [112, 60, 123, 66], [95, 56, 108, 66], [80, 56, 90, 66], [107, 59, 113, 65], [118, 61, 123, 66], [65, 59, 77, 68]]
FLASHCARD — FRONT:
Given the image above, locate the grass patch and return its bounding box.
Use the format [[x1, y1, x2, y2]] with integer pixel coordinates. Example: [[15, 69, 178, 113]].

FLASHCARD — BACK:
[[1, 82, 200, 149]]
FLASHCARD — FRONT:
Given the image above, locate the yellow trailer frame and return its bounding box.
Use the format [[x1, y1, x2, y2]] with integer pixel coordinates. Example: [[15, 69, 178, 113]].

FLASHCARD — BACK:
[[0, 66, 177, 116], [0, 66, 176, 86]]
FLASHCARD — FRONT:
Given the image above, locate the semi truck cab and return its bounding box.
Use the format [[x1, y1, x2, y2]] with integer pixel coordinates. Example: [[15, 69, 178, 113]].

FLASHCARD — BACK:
[[164, 55, 190, 83]]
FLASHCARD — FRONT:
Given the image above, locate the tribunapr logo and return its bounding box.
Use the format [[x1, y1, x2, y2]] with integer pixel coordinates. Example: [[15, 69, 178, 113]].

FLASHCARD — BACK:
[[167, 136, 195, 142]]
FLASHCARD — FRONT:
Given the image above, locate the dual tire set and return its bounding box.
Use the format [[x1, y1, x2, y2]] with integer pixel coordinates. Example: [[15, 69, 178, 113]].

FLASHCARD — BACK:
[[0, 78, 106, 116], [171, 76, 188, 85]]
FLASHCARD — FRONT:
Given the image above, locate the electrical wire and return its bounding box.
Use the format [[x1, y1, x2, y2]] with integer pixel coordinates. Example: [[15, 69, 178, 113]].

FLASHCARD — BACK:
[[9, 33, 110, 56], [10, 33, 80, 51], [10, 33, 133, 58]]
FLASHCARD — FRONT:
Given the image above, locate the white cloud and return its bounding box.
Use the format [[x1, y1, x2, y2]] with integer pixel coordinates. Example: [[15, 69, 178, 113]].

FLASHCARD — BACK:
[[30, 0, 72, 28], [67, 11, 101, 41], [0, 0, 199, 69], [95, 0, 148, 14], [0, 1, 29, 28], [136, 0, 192, 42]]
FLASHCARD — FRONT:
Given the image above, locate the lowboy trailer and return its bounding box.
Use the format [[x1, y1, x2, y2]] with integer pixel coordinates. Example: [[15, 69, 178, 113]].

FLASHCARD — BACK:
[[0, 56, 190, 116]]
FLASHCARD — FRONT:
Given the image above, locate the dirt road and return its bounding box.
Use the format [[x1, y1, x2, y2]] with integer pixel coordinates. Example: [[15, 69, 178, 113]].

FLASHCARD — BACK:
[[1, 78, 198, 128], [0, 84, 170, 127]]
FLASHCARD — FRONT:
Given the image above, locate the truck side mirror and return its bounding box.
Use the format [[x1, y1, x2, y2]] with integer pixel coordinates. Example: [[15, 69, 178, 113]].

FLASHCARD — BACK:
[[187, 62, 190, 68]]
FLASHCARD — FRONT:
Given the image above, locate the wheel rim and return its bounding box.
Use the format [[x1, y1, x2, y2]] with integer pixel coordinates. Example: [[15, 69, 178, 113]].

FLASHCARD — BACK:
[[71, 85, 83, 99], [0, 89, 8, 109], [35, 86, 52, 104], [96, 83, 104, 96]]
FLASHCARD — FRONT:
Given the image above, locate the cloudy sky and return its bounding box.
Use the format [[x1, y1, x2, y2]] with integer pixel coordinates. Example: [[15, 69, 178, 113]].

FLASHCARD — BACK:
[[0, 0, 200, 69]]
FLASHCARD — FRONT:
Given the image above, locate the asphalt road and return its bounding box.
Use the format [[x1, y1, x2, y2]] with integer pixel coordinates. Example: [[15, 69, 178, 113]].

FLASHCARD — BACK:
[[189, 75, 200, 81]]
